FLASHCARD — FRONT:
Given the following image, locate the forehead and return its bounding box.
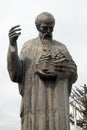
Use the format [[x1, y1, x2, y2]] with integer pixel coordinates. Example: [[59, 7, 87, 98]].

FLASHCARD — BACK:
[[40, 22, 54, 27], [40, 15, 54, 26]]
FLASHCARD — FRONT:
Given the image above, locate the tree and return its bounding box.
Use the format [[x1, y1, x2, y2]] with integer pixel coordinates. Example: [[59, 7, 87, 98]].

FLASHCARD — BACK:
[[70, 84, 87, 130]]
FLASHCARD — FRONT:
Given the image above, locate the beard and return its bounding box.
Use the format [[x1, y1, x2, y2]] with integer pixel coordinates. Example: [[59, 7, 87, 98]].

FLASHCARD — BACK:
[[42, 33, 52, 41]]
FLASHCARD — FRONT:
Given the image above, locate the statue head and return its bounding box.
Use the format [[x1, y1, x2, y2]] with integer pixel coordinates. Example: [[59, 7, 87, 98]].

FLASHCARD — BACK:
[[35, 12, 55, 40]]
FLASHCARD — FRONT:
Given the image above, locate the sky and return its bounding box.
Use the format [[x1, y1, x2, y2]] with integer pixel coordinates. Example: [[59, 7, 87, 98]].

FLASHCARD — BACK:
[[0, 0, 87, 130]]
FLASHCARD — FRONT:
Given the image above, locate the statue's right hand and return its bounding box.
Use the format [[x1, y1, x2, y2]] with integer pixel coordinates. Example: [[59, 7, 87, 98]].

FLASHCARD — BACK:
[[8, 25, 21, 46]]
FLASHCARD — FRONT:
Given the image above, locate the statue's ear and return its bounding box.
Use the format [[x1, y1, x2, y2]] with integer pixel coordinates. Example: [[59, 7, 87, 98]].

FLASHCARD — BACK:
[[36, 26, 38, 30], [36, 25, 40, 32]]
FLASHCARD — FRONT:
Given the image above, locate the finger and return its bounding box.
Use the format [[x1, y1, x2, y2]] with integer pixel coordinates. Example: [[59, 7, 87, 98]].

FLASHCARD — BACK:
[[9, 32, 21, 38], [9, 28, 21, 34], [9, 25, 20, 31], [9, 31, 21, 36]]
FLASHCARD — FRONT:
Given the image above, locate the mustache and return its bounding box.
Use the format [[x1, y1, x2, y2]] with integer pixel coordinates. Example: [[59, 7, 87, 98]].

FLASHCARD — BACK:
[[42, 33, 52, 41]]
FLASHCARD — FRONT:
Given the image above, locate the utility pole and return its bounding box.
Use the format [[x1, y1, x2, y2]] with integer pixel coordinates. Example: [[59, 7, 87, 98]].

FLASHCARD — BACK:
[[83, 84, 87, 130], [73, 101, 77, 130], [70, 95, 77, 130]]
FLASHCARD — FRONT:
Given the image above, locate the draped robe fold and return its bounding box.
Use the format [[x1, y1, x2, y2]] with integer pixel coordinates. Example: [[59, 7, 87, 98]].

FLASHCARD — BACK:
[[7, 37, 77, 130]]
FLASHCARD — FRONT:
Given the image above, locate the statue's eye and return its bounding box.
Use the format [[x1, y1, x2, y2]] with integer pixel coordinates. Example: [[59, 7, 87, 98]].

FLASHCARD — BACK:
[[40, 25, 53, 32], [42, 26, 48, 30], [49, 27, 53, 31]]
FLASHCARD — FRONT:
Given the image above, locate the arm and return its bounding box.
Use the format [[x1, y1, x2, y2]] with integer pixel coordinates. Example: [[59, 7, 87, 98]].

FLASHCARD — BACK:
[[7, 25, 23, 83]]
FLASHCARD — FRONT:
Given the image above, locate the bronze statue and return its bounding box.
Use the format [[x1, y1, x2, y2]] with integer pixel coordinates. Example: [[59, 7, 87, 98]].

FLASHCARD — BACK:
[[7, 12, 77, 130]]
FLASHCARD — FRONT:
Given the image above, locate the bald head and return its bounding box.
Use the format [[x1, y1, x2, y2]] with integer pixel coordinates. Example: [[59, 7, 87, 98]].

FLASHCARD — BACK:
[[35, 12, 55, 30]]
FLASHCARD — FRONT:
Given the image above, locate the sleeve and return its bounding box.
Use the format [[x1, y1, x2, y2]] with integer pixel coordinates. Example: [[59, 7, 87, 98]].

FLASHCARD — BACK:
[[7, 44, 23, 83], [61, 43, 78, 83]]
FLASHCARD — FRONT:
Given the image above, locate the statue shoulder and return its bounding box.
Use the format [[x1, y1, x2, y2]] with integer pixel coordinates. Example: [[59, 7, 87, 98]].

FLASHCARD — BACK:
[[22, 37, 38, 51], [52, 39, 68, 49], [19, 37, 39, 59], [52, 39, 73, 60]]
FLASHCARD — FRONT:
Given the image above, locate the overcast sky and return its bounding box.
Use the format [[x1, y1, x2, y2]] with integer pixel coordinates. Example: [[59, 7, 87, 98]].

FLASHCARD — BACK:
[[0, 0, 87, 130]]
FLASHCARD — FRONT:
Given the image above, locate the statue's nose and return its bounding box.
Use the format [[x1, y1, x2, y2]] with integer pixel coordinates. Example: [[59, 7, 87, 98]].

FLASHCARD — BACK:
[[47, 28, 50, 33]]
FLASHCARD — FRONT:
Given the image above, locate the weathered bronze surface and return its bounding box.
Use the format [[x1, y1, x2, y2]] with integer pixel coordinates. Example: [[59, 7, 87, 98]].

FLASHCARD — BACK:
[[7, 12, 77, 130]]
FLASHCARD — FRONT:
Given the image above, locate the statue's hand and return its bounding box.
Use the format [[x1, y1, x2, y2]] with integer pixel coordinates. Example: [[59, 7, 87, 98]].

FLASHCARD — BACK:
[[8, 25, 21, 46]]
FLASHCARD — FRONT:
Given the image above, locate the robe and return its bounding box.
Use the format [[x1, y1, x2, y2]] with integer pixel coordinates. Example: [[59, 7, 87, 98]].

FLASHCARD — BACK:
[[7, 37, 77, 130]]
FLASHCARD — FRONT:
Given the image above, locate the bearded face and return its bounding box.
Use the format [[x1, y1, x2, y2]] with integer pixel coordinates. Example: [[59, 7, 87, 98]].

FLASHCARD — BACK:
[[39, 23, 54, 40], [35, 12, 55, 40]]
